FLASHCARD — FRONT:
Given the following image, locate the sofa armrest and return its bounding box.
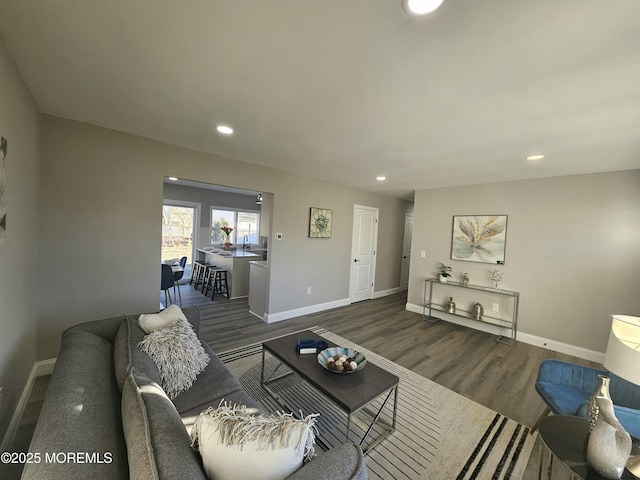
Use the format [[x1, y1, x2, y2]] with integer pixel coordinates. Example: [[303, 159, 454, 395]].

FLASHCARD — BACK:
[[23, 329, 129, 479], [286, 444, 367, 480], [63, 315, 125, 343]]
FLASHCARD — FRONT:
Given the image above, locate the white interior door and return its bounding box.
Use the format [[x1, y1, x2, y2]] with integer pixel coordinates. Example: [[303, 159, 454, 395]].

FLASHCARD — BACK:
[[400, 213, 413, 291], [350, 205, 378, 303]]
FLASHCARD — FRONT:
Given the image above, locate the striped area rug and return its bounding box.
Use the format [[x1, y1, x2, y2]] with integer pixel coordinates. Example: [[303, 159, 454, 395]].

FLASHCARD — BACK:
[[217, 327, 536, 480]]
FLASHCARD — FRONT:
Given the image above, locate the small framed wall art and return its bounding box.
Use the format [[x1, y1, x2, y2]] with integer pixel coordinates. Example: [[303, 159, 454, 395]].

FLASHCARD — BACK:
[[309, 207, 333, 238], [451, 215, 507, 264]]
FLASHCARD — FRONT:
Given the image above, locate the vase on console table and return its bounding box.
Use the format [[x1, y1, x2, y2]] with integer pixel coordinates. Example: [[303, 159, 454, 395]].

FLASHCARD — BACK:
[[586, 395, 632, 479]]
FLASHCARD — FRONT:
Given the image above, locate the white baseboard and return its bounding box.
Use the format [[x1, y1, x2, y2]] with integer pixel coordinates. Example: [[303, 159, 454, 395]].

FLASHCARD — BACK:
[[516, 332, 604, 363], [406, 302, 423, 315], [264, 298, 351, 323], [35, 358, 56, 376], [373, 287, 402, 299], [406, 302, 604, 363], [264, 288, 402, 324], [1, 358, 56, 452]]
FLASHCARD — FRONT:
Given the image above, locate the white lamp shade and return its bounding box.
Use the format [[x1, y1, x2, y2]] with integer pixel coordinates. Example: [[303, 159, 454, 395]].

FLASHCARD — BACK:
[[603, 315, 640, 385]]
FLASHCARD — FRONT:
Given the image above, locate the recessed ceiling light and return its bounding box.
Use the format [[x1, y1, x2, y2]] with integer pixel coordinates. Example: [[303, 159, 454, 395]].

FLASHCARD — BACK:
[[216, 125, 234, 135], [168, 177, 178, 181], [377, 176, 387, 181], [526, 154, 545, 161], [402, 0, 446, 16]]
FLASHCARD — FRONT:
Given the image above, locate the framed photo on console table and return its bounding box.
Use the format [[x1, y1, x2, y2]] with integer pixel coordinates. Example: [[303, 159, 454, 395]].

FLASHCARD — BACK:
[[451, 215, 507, 264]]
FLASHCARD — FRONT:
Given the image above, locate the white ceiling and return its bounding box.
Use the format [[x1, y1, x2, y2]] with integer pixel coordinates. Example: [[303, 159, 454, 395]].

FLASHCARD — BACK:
[[1, 0, 639, 199]]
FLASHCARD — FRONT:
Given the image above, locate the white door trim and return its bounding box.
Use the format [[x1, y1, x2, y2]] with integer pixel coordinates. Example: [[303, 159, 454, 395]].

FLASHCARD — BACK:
[[400, 213, 413, 291]]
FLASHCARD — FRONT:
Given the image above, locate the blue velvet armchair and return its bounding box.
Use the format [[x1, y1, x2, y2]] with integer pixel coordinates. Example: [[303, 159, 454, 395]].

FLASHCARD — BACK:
[[534, 359, 640, 438]]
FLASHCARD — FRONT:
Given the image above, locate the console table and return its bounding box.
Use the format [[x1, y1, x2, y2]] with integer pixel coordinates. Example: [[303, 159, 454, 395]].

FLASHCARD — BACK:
[[423, 278, 519, 344]]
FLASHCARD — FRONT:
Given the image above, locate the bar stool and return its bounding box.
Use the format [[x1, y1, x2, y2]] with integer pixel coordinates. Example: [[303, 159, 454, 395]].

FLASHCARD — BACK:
[[201, 266, 216, 295], [190, 261, 207, 289], [212, 269, 229, 299], [189, 261, 201, 287], [202, 267, 229, 299]]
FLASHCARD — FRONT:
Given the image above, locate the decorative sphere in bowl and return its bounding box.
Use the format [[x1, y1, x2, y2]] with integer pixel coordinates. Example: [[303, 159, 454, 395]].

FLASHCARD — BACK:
[[317, 347, 366, 374]]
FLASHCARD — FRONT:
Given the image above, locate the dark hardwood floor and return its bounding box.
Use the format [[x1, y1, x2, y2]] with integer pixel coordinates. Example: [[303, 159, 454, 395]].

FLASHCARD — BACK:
[[188, 285, 598, 428], [3, 282, 600, 479]]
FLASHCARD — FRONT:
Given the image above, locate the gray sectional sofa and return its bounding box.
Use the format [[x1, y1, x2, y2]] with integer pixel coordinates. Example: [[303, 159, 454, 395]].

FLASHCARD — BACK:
[[22, 307, 367, 479]]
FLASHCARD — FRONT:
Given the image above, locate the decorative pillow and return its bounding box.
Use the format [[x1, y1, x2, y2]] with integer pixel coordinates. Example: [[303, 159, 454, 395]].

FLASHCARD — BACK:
[[191, 404, 318, 480], [138, 304, 187, 334], [138, 318, 209, 399]]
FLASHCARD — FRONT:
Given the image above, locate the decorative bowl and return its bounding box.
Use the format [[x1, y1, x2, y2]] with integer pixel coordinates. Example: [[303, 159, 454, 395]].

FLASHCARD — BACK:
[[317, 347, 367, 374]]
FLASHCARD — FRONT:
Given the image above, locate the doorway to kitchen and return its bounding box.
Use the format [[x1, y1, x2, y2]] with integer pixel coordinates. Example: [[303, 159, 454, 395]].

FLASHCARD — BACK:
[[161, 200, 200, 277]]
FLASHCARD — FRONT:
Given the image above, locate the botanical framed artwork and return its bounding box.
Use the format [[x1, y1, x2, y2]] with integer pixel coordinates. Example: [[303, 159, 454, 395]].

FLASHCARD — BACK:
[[309, 207, 333, 238], [451, 215, 507, 264]]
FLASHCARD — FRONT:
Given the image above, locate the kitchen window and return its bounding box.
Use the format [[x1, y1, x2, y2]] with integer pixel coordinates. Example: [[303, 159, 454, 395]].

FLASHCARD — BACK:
[[211, 208, 259, 245]]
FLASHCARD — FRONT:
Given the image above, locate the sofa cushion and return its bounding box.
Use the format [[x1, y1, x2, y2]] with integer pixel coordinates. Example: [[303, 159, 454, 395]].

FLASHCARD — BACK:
[[179, 389, 263, 420], [191, 404, 317, 480], [121, 369, 207, 480], [115, 312, 248, 414], [171, 341, 250, 414], [22, 329, 128, 479], [138, 318, 210, 399]]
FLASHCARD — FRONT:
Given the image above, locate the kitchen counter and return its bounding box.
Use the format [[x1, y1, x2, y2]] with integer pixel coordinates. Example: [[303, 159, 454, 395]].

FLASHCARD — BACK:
[[197, 248, 262, 298], [197, 248, 261, 258]]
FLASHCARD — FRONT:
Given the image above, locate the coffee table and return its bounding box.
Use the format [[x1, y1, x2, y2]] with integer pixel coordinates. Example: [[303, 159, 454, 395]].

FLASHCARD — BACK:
[[261, 330, 399, 454]]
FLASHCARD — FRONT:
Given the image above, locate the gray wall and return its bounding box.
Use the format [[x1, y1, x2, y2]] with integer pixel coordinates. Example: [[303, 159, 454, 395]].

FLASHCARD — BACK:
[[163, 182, 260, 229], [38, 115, 411, 359], [407, 171, 640, 357], [0, 40, 40, 439]]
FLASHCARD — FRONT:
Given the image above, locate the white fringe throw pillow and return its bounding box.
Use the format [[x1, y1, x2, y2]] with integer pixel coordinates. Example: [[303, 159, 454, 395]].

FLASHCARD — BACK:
[[191, 403, 318, 480], [138, 318, 209, 399]]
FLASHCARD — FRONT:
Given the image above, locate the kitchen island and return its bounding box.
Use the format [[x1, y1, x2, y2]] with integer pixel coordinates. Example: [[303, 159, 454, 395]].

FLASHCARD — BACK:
[[197, 248, 262, 299]]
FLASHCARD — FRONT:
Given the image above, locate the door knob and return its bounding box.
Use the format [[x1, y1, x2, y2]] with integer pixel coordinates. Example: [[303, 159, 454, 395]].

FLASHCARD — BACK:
[[354, 259, 360, 262]]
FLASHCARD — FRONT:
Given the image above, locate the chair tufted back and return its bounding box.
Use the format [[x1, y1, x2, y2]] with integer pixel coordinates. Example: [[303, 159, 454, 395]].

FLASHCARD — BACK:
[[609, 373, 640, 409]]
